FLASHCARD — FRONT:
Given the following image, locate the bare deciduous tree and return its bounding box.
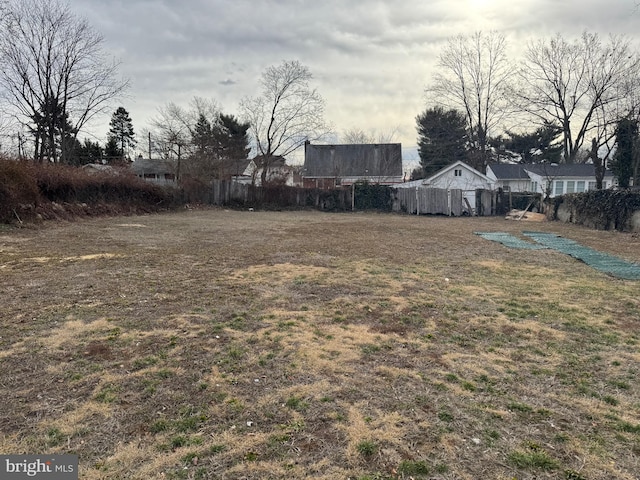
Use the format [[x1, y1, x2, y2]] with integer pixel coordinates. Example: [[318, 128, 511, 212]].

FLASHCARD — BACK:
[[0, 0, 128, 162], [427, 31, 513, 171], [149, 100, 214, 161], [148, 97, 251, 182], [150, 98, 218, 152], [148, 101, 200, 180], [341, 127, 398, 145], [240, 60, 331, 185], [515, 32, 640, 164]]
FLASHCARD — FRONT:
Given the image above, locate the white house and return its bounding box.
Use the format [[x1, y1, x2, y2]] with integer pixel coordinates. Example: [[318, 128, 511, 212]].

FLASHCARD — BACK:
[[487, 163, 616, 198], [130, 158, 177, 186], [258, 163, 301, 187], [230, 159, 258, 184], [485, 163, 533, 192], [398, 161, 493, 209]]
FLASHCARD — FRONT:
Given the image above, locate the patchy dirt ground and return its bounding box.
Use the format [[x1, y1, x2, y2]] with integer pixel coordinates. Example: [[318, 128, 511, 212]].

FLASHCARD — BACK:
[[1, 209, 640, 479]]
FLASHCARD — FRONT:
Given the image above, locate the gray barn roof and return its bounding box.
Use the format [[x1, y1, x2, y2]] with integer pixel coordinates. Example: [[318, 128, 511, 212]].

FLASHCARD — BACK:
[[303, 143, 403, 177]]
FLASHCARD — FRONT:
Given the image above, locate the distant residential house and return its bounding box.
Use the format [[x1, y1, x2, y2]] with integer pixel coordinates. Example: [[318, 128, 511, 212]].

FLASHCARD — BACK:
[[397, 160, 493, 209], [484, 163, 533, 193], [487, 163, 616, 198], [130, 158, 177, 186], [227, 158, 257, 184], [266, 163, 301, 187], [302, 142, 403, 189], [250, 155, 300, 186], [81, 163, 117, 175]]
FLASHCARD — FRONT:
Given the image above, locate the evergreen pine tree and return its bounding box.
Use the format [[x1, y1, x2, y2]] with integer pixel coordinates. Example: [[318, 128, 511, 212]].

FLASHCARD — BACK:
[[611, 117, 638, 188], [192, 114, 214, 155], [107, 107, 136, 160], [217, 113, 250, 161], [183, 110, 251, 181], [503, 121, 563, 163], [75, 139, 104, 165], [104, 136, 122, 162], [416, 107, 468, 177]]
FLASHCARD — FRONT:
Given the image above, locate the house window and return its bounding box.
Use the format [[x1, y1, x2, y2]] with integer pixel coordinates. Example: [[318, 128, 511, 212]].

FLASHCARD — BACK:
[[454, 169, 462, 177], [566, 181, 575, 193], [588, 181, 596, 191], [576, 181, 585, 193], [602, 181, 607, 189], [530, 181, 538, 192], [554, 181, 564, 196]]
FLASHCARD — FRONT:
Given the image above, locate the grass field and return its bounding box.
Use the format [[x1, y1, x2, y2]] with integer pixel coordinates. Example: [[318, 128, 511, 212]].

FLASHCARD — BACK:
[[1, 209, 640, 479]]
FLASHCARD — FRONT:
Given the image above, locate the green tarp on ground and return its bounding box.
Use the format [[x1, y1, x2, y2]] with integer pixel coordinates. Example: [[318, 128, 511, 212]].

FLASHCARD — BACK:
[[522, 232, 640, 281], [475, 231, 640, 280], [474, 232, 548, 250]]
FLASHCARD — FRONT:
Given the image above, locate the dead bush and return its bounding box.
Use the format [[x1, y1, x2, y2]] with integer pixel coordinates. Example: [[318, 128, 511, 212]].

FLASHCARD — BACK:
[[0, 158, 40, 222]]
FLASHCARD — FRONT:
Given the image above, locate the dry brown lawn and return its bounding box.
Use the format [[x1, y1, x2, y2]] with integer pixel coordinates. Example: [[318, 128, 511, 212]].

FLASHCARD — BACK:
[[1, 209, 640, 479]]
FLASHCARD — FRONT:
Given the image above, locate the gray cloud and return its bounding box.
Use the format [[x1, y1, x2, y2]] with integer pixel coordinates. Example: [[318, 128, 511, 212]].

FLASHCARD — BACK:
[[69, 0, 640, 165]]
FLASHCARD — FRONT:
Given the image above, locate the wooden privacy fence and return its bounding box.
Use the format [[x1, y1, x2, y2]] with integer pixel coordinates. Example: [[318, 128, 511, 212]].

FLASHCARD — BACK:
[[210, 180, 251, 205], [181, 180, 503, 216], [183, 180, 352, 210], [476, 189, 496, 216], [393, 187, 464, 216]]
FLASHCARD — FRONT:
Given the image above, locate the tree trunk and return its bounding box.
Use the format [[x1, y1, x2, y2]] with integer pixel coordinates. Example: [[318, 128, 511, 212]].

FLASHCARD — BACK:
[[591, 138, 605, 190], [260, 155, 270, 186], [34, 128, 42, 163], [563, 119, 573, 164], [633, 136, 640, 188]]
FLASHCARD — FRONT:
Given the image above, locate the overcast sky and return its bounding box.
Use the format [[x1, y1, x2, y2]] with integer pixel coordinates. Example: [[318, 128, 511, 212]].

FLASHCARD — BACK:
[[68, 0, 640, 166]]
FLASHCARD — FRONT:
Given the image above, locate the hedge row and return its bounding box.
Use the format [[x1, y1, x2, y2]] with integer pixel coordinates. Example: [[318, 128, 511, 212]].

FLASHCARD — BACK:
[[553, 190, 640, 231], [0, 158, 180, 223]]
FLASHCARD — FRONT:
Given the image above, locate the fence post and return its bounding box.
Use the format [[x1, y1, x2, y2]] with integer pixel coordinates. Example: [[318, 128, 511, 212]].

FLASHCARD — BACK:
[[352, 183, 355, 211]]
